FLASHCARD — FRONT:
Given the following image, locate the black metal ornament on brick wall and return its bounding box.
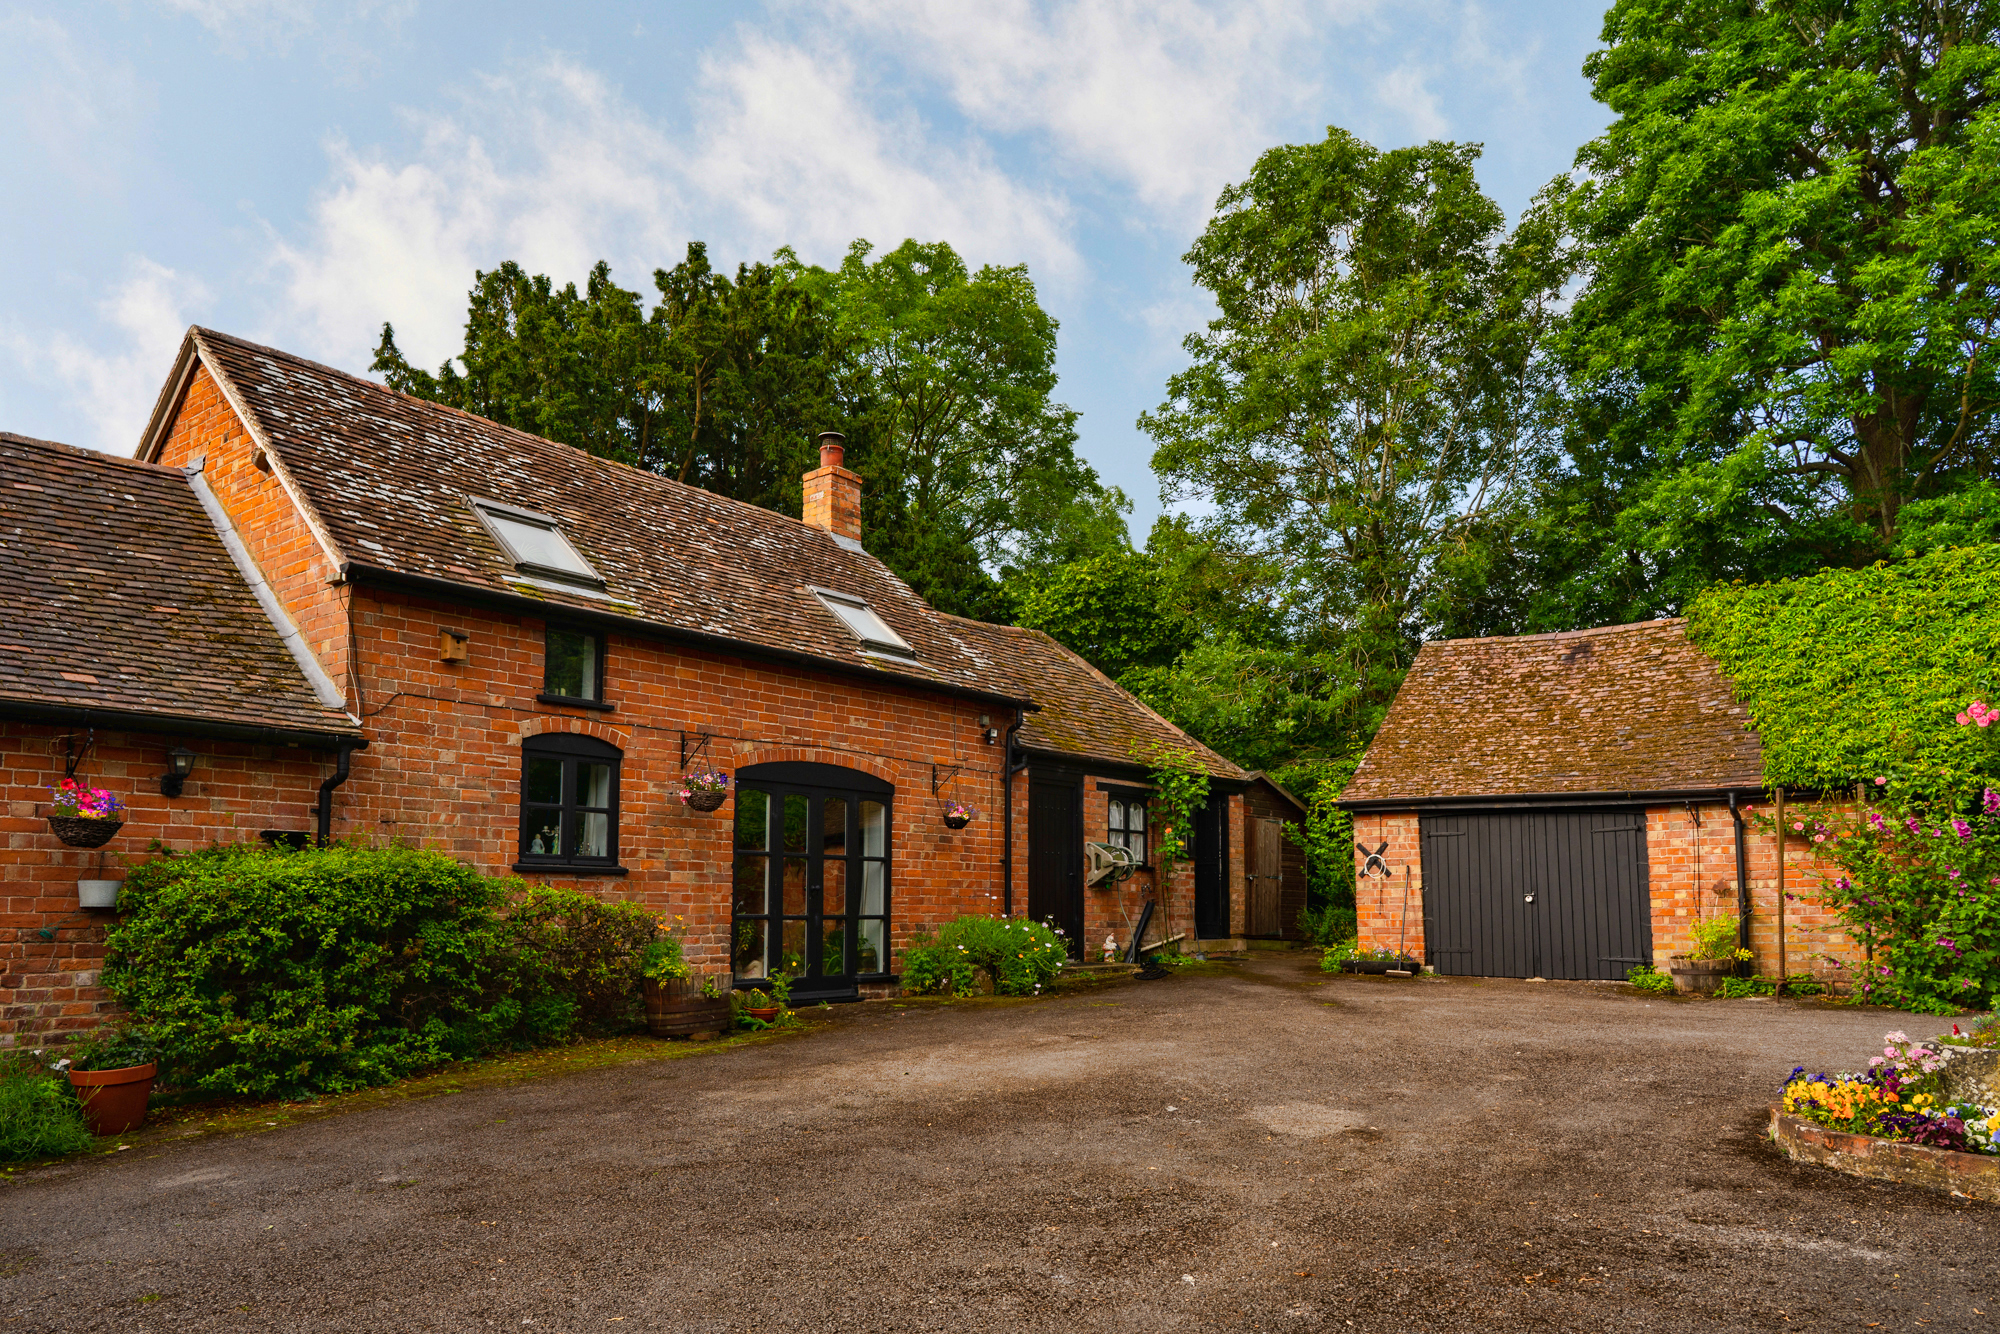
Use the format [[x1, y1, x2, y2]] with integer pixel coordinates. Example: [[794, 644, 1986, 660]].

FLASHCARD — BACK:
[[1357, 841, 1390, 878]]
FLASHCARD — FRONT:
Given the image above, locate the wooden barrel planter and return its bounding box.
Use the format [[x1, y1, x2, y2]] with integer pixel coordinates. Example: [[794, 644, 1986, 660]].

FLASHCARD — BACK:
[[48, 817, 123, 849], [643, 979, 732, 1038], [1667, 958, 1734, 995]]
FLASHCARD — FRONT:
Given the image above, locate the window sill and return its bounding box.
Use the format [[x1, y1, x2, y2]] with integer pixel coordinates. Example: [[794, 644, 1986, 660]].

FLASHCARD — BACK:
[[511, 862, 629, 877], [536, 693, 614, 712]]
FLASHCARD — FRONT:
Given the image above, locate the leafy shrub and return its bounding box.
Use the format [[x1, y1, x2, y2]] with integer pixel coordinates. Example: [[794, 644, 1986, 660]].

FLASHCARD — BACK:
[[1685, 914, 1751, 963], [0, 1052, 94, 1162], [1716, 974, 1825, 999], [1319, 937, 1360, 972], [1626, 964, 1675, 995], [501, 887, 655, 1035], [1299, 904, 1357, 948], [1685, 545, 2000, 792], [902, 916, 1067, 997], [1792, 767, 2000, 1013]]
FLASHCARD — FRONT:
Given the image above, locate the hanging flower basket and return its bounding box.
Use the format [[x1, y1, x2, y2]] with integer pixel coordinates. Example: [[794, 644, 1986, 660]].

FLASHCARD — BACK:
[[46, 779, 126, 847], [49, 816, 123, 849], [942, 800, 977, 831], [679, 768, 731, 813]]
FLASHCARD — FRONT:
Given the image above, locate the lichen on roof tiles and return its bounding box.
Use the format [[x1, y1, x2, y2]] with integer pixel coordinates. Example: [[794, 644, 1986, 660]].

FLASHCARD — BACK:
[[1340, 619, 1762, 804]]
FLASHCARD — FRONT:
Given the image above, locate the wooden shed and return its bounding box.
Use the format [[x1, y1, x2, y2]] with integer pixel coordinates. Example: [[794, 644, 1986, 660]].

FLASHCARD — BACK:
[[1242, 772, 1309, 941]]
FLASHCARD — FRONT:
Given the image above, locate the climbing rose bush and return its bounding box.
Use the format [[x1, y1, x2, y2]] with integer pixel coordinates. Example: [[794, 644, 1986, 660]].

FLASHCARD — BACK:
[[1794, 711, 2000, 1013]]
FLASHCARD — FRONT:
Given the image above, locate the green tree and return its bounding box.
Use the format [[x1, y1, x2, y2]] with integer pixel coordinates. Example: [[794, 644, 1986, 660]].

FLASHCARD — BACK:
[[1557, 0, 2000, 600], [795, 240, 1128, 617], [1143, 127, 1563, 722]]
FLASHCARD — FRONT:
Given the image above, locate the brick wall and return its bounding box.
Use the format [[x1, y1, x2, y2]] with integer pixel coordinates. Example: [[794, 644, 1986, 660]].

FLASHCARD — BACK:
[[1353, 810, 1423, 958], [1647, 800, 1864, 982], [152, 366, 352, 702], [0, 722, 332, 1044], [1353, 801, 1868, 980], [326, 583, 1013, 982]]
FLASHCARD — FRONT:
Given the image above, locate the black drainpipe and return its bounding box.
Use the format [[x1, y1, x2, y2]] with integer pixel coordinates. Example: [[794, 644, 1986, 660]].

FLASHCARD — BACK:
[[1728, 791, 1752, 955], [1000, 708, 1029, 918], [316, 742, 358, 847]]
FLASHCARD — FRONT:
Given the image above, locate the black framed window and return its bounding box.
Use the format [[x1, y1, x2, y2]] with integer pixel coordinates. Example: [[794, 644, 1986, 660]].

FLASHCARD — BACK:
[[542, 625, 605, 703], [518, 733, 621, 868], [732, 761, 892, 1001], [1108, 794, 1147, 863]]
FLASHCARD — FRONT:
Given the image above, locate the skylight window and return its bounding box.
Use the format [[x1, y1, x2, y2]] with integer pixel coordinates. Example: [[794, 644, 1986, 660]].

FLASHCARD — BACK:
[[470, 498, 603, 589], [811, 587, 916, 660]]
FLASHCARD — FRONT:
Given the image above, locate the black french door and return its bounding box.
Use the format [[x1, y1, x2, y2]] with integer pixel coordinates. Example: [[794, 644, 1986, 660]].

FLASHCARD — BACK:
[[732, 762, 892, 1002], [1027, 771, 1083, 959]]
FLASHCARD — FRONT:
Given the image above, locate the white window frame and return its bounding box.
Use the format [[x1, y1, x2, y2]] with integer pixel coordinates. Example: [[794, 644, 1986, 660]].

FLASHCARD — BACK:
[[809, 586, 916, 660], [469, 496, 604, 589]]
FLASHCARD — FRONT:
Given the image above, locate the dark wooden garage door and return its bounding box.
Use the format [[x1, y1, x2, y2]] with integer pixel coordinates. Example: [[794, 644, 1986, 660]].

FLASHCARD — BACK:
[[1419, 808, 1652, 980]]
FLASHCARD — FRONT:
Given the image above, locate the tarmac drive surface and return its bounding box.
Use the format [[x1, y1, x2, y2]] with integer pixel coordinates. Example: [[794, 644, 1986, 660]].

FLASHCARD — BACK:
[[2, 954, 1994, 1332]]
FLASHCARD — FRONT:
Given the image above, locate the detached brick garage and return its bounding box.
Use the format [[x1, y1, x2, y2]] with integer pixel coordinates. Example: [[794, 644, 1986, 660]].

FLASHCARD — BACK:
[[1338, 620, 1864, 982]]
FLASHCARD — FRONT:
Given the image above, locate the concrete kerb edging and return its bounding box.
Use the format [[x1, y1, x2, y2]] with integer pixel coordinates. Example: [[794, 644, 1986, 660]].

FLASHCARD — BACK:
[[1769, 1108, 2000, 1203]]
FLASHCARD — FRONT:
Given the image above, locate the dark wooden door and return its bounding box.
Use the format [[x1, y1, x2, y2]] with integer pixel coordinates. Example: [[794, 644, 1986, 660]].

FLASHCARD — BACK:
[[1420, 808, 1651, 980], [1247, 817, 1283, 937], [1027, 775, 1083, 957], [1193, 793, 1230, 939]]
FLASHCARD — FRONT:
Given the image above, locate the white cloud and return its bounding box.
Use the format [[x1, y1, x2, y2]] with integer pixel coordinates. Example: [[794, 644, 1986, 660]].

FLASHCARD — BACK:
[[822, 0, 1375, 221], [1375, 63, 1450, 140], [1, 258, 208, 454], [0, 13, 150, 195], [688, 35, 1076, 275], [272, 58, 690, 373], [159, 0, 415, 76]]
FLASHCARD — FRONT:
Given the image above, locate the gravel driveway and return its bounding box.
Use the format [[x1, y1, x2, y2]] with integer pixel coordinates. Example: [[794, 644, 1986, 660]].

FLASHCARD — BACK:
[[2, 954, 1992, 1332]]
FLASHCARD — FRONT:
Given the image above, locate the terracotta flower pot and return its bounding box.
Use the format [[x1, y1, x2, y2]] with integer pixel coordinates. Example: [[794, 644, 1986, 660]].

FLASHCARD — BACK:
[[685, 790, 726, 813], [743, 1006, 781, 1023], [67, 1062, 157, 1136], [48, 816, 123, 849]]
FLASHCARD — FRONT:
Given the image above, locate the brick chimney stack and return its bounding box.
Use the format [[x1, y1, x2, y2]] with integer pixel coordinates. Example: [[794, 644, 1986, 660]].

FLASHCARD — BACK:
[[802, 431, 863, 548]]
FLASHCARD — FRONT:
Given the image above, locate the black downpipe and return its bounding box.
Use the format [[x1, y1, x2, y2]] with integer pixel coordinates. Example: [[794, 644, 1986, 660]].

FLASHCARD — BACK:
[[1728, 791, 1752, 955], [1000, 708, 1029, 918], [316, 742, 357, 847]]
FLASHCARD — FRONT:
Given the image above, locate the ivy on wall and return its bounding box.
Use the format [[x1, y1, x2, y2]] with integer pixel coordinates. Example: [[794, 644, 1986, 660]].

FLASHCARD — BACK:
[[1685, 546, 2000, 791]]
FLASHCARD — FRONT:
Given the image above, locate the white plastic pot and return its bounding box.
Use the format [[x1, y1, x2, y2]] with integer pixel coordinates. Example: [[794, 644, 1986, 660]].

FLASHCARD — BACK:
[[77, 879, 121, 909]]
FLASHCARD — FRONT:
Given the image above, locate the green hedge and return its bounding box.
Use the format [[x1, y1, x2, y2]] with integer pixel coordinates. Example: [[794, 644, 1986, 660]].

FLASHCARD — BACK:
[[902, 916, 1067, 997], [1684, 545, 2000, 790], [105, 844, 658, 1100]]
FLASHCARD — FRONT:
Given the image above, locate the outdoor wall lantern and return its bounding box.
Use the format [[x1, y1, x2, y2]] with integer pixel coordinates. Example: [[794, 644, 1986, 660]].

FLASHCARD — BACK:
[[161, 747, 198, 798]]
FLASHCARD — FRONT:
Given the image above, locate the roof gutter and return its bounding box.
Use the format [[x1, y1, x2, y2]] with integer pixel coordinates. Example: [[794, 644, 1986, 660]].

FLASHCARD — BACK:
[[1337, 785, 1767, 813], [1015, 745, 1249, 791], [0, 699, 364, 752], [339, 561, 1036, 713]]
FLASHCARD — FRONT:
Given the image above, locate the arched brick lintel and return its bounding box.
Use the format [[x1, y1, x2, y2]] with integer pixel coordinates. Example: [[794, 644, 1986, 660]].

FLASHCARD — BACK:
[[729, 745, 902, 790], [515, 716, 634, 750]]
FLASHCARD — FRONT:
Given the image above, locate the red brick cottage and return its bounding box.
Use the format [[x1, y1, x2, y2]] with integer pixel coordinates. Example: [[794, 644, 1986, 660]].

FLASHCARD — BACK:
[[1339, 620, 1861, 982], [2, 328, 1278, 1039]]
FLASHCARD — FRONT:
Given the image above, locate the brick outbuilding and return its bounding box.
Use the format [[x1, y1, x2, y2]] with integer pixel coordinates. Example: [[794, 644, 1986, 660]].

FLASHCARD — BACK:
[[3, 327, 1291, 1037], [1338, 620, 1861, 982]]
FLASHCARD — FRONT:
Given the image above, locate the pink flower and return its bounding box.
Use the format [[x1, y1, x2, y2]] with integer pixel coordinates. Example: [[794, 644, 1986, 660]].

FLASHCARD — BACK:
[[1874, 776, 1888, 786], [1792, 820, 1805, 831]]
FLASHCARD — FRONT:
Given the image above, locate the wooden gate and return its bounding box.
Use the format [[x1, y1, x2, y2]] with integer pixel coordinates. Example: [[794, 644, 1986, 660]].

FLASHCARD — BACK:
[[1419, 808, 1652, 980], [1247, 818, 1283, 937]]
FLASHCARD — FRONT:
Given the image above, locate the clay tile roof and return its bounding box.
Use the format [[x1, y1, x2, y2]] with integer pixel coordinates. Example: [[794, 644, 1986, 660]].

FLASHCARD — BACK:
[[154, 328, 1026, 703], [940, 616, 1245, 780], [1339, 619, 1763, 805], [0, 432, 361, 740]]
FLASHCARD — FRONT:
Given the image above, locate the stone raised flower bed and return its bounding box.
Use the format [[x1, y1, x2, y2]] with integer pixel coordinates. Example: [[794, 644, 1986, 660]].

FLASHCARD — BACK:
[[1769, 1109, 2000, 1203]]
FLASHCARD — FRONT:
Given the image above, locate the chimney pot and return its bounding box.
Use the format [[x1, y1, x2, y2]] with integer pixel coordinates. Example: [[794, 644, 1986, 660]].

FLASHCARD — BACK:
[[804, 430, 862, 546]]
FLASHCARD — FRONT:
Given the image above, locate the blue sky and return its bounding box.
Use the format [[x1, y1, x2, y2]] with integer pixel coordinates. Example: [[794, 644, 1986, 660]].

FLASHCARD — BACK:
[[1, 0, 1612, 537]]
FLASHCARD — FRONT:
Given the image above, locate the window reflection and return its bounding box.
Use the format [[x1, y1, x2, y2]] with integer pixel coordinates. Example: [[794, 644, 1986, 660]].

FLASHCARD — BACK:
[[736, 789, 769, 851]]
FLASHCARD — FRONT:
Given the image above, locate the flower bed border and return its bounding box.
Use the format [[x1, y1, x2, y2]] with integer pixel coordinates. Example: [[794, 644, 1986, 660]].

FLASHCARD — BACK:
[[1769, 1108, 2000, 1202]]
